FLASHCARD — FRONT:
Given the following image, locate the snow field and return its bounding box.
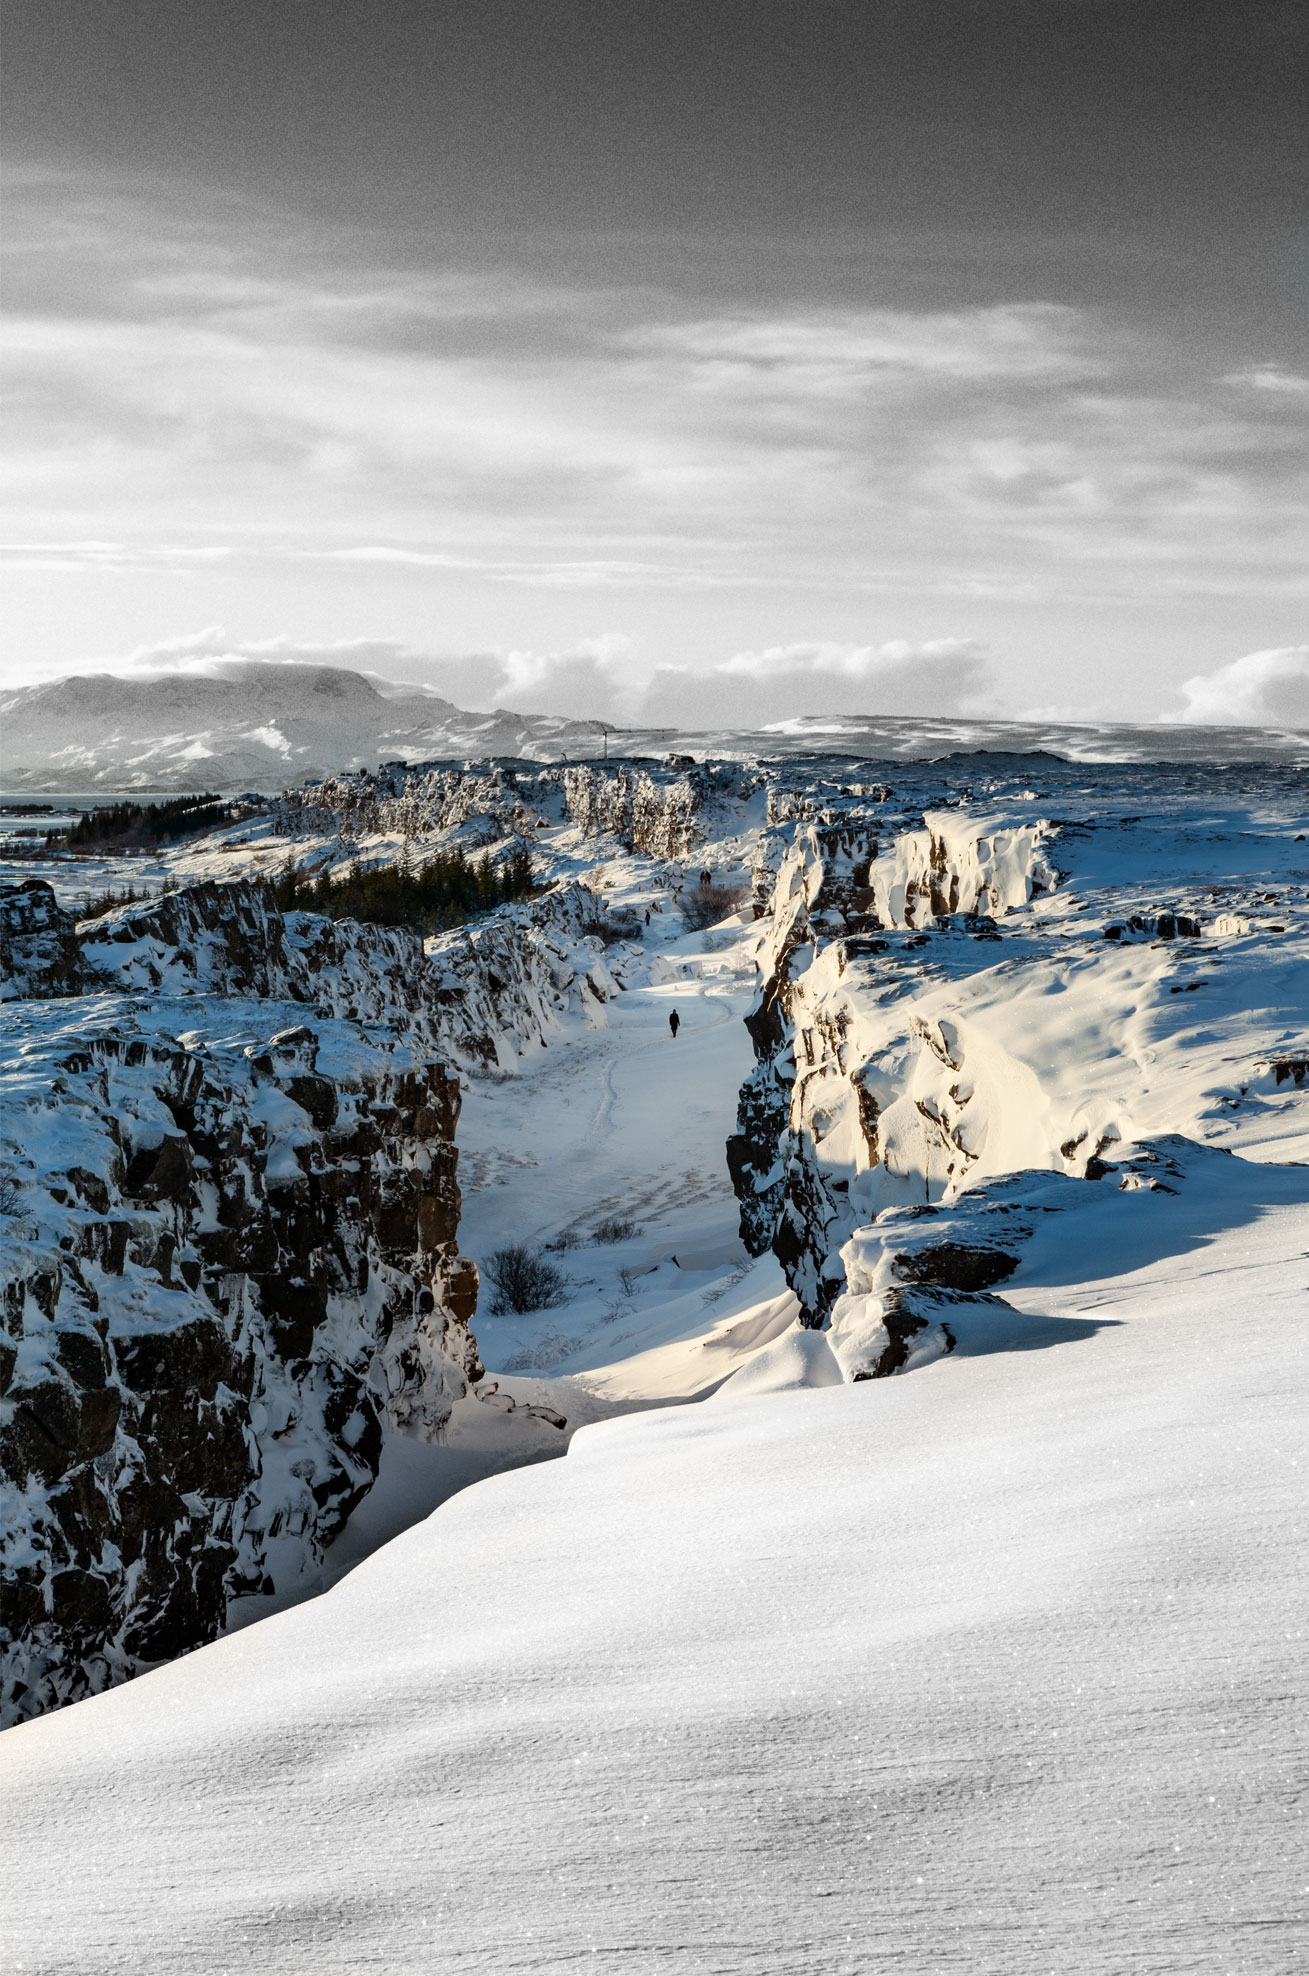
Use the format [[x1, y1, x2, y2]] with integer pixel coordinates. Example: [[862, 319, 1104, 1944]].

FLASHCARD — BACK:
[[2, 1190, 1306, 1974]]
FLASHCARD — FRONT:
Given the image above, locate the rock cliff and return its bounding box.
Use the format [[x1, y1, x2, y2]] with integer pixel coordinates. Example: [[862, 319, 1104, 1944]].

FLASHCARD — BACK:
[[0, 880, 97, 1001], [3, 873, 627, 1073], [274, 763, 555, 845], [724, 807, 1293, 1349], [1, 1007, 478, 1726], [0, 869, 630, 1725]]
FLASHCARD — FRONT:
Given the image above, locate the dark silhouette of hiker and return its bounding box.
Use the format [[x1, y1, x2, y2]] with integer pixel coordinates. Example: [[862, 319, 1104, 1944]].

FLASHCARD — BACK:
[[669, 1009, 680, 1038]]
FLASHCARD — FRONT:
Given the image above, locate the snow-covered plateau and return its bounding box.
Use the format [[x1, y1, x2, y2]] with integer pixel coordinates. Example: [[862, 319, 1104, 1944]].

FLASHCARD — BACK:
[[2, 744, 1307, 1973]]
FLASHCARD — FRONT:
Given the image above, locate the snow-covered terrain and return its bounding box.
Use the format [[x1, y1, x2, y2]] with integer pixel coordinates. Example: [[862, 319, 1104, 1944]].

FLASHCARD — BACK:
[[2, 741, 1307, 1970], [3, 1167, 1305, 1973]]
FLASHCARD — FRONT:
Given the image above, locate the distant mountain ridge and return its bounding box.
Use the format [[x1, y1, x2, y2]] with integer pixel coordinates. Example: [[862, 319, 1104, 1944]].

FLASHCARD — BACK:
[[0, 664, 609, 793], [1, 662, 1305, 792]]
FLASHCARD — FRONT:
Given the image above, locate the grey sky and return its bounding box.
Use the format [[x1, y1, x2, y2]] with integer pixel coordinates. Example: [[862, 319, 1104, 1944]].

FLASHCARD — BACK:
[[3, 1, 1306, 722]]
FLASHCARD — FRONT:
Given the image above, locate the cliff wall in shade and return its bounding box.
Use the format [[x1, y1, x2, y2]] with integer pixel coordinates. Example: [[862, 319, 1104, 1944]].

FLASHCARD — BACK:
[[1, 1008, 478, 1725]]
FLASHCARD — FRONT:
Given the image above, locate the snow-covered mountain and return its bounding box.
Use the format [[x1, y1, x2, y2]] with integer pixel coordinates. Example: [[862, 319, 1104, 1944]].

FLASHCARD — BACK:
[[2, 661, 1306, 794], [0, 664, 609, 793]]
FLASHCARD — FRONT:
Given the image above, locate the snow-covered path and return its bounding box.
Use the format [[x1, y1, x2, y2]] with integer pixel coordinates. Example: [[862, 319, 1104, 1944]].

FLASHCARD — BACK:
[[456, 943, 763, 1377], [4, 1174, 1306, 1974]]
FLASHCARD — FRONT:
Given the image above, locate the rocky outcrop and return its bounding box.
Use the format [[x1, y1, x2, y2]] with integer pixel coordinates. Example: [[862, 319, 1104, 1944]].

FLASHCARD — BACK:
[[0, 875, 627, 1074], [0, 865, 646, 1722], [274, 763, 555, 844], [727, 811, 1074, 1328], [825, 1145, 1199, 1380], [1103, 911, 1202, 941], [725, 800, 1304, 1364], [0, 1006, 479, 1726], [866, 810, 1064, 929], [0, 882, 96, 1000], [560, 763, 762, 858], [78, 878, 302, 998], [764, 781, 892, 826]]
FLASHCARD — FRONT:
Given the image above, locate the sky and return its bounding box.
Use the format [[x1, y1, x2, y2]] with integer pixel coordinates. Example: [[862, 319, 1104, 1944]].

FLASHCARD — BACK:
[[3, 0, 1307, 728]]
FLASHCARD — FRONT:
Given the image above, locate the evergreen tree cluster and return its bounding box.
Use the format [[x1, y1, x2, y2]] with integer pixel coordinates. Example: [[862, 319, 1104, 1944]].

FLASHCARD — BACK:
[[77, 882, 163, 923], [273, 842, 536, 934], [55, 794, 235, 848]]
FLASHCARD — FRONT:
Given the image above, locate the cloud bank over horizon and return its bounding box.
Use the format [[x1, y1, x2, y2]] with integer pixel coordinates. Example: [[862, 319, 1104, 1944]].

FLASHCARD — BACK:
[[1174, 647, 1309, 729], [13, 629, 1307, 734]]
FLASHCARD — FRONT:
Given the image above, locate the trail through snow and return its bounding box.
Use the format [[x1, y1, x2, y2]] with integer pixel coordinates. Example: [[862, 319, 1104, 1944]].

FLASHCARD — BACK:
[[457, 948, 762, 1366]]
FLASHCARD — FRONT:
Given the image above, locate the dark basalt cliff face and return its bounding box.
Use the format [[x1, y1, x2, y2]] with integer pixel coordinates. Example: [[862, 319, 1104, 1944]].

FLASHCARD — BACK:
[[0, 1014, 479, 1727], [727, 822, 885, 1321], [0, 879, 98, 1000]]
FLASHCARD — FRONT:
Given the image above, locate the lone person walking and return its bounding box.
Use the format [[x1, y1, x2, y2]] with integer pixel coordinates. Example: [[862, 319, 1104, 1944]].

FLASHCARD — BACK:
[[669, 1008, 681, 1038]]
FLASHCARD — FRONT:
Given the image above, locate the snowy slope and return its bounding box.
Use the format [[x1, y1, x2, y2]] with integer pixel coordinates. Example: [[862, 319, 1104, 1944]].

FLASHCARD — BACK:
[[3, 1167, 1305, 1974]]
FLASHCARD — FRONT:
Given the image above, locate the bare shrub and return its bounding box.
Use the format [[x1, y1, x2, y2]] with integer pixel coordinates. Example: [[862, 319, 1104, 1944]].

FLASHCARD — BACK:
[[485, 1245, 570, 1315], [0, 1170, 22, 1216], [680, 884, 744, 931], [581, 911, 642, 946], [591, 1215, 642, 1244], [544, 1230, 581, 1253]]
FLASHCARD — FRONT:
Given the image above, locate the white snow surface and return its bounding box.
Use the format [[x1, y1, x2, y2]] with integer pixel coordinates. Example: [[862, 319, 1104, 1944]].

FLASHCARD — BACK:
[[3, 1173, 1306, 1974]]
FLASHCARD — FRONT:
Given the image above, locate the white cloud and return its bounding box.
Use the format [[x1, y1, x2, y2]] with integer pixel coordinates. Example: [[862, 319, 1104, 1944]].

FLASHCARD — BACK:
[[716, 638, 984, 682], [630, 306, 1087, 386], [5, 167, 1306, 708], [6, 167, 1305, 622], [1170, 647, 1309, 728], [641, 639, 993, 727], [1224, 367, 1309, 397]]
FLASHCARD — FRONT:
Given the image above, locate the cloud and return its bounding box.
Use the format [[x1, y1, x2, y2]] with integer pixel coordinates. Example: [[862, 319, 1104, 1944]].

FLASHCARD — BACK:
[[29, 627, 993, 728], [1170, 647, 1309, 728], [5, 165, 1307, 622], [640, 639, 992, 726], [715, 637, 984, 681], [628, 305, 1088, 393], [1224, 367, 1309, 397]]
